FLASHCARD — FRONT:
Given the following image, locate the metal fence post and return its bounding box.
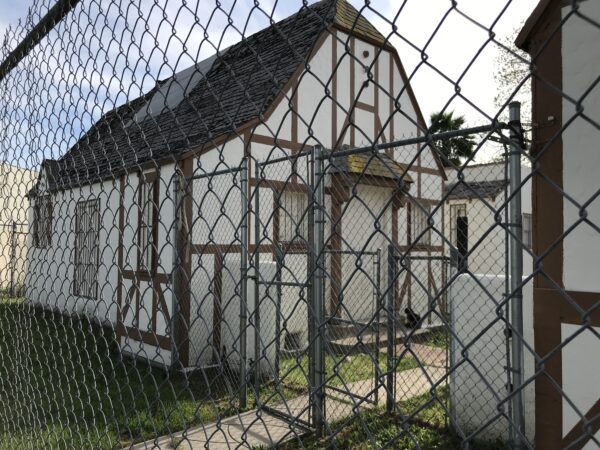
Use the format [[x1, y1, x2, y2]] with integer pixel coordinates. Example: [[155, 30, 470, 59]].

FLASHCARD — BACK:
[[239, 157, 248, 409], [10, 220, 16, 297], [374, 248, 382, 405], [386, 245, 396, 413], [508, 101, 525, 448], [312, 144, 325, 437], [253, 160, 262, 404]]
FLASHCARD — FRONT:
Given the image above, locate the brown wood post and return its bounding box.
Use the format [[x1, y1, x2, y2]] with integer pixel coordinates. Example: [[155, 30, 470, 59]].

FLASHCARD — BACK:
[[173, 157, 193, 368]]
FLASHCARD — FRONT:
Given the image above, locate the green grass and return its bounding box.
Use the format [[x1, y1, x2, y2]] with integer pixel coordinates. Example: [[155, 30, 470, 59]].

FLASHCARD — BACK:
[[415, 328, 450, 350], [0, 299, 293, 449], [278, 351, 419, 391], [281, 388, 507, 450], [0, 299, 434, 449]]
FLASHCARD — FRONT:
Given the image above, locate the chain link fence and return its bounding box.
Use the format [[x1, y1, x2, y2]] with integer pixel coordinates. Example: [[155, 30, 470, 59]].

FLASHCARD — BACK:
[[0, 0, 598, 448]]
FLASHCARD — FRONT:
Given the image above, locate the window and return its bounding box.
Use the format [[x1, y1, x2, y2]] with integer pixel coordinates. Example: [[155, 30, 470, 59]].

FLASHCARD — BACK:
[[278, 190, 309, 243], [74, 199, 100, 299], [523, 213, 532, 249], [33, 195, 52, 248], [412, 202, 430, 245], [138, 175, 157, 271], [449, 204, 467, 246]]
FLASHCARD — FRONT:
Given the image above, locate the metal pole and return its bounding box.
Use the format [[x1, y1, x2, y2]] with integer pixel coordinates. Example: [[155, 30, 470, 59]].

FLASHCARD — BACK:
[[307, 151, 316, 425], [10, 221, 16, 297], [312, 145, 325, 437], [0, 0, 82, 83], [503, 140, 514, 444], [374, 248, 381, 405], [274, 247, 283, 380], [253, 161, 262, 404], [386, 245, 396, 413], [239, 157, 248, 409], [508, 101, 525, 448]]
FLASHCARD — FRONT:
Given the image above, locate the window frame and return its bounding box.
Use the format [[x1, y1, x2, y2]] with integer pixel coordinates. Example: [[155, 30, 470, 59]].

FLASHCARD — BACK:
[[449, 203, 467, 247], [137, 171, 159, 274], [33, 194, 52, 248], [276, 189, 310, 246], [73, 198, 100, 299], [411, 201, 431, 245]]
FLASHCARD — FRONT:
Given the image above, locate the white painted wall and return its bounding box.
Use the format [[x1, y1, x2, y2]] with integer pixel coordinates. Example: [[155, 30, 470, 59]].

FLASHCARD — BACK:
[[26, 174, 121, 324], [557, 3, 600, 446], [449, 274, 535, 443], [26, 162, 178, 366], [561, 0, 600, 293], [561, 324, 600, 449], [0, 163, 37, 291]]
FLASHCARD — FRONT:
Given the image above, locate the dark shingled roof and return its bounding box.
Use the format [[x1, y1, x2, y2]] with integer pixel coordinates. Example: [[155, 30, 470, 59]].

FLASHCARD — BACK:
[[330, 152, 414, 184], [444, 180, 507, 200], [38, 0, 388, 192]]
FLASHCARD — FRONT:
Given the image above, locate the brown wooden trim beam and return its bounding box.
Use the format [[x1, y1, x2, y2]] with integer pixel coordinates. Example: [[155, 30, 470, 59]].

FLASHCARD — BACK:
[[356, 101, 375, 113], [534, 287, 563, 449], [562, 397, 600, 450], [560, 290, 600, 327], [117, 324, 171, 351], [121, 270, 169, 284], [250, 134, 304, 152]]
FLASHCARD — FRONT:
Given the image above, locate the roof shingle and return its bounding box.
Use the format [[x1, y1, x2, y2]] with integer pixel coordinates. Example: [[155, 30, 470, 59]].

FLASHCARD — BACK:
[[38, 0, 390, 192]]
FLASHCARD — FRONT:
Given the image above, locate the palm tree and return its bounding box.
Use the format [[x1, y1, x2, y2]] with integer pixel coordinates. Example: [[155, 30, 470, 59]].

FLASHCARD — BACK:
[[429, 111, 475, 167]]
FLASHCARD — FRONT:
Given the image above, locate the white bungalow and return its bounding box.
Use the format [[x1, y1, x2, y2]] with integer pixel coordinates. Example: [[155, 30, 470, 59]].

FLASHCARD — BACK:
[[26, 0, 446, 371]]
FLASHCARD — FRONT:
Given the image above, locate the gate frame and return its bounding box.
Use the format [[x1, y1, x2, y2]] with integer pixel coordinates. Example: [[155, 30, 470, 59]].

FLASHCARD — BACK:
[[251, 146, 319, 432]]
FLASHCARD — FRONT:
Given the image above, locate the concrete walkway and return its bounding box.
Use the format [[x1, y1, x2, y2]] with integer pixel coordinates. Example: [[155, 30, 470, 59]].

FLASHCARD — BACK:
[[134, 365, 446, 449]]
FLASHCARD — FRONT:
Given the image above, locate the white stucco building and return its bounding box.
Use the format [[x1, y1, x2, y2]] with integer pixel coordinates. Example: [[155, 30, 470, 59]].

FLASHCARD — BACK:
[[444, 162, 533, 277], [25, 0, 447, 372], [0, 163, 37, 294]]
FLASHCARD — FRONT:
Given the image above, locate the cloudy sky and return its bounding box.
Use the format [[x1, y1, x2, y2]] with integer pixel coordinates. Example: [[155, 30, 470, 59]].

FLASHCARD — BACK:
[[0, 0, 538, 166]]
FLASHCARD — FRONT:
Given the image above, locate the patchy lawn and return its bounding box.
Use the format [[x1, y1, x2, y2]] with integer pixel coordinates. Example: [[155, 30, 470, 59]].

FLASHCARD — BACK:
[[414, 328, 450, 350], [278, 388, 507, 450], [0, 299, 443, 449], [0, 299, 294, 449], [278, 351, 419, 391]]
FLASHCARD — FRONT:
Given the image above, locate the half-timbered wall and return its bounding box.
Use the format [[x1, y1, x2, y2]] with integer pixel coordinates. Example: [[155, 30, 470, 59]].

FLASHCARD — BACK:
[[26, 162, 178, 367], [26, 25, 447, 370], [557, 2, 600, 447], [185, 27, 447, 365], [521, 1, 600, 447]]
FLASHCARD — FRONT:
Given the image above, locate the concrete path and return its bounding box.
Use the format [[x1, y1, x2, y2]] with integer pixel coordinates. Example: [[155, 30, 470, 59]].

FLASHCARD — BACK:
[[134, 365, 445, 449]]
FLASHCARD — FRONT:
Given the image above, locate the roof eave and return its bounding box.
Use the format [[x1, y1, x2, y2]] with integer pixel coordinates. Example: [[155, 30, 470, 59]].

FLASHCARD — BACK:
[[515, 0, 556, 52]]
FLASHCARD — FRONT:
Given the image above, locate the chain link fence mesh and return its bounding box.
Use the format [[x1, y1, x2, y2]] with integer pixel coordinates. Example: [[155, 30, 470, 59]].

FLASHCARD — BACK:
[[0, 0, 598, 448]]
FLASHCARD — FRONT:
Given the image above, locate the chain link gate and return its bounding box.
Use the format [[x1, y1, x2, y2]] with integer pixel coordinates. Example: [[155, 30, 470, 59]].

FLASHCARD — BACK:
[[252, 147, 318, 431]]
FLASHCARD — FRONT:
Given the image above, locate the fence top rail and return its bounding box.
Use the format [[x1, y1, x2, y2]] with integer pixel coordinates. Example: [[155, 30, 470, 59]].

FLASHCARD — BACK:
[[328, 123, 510, 160], [397, 255, 452, 262], [254, 123, 509, 169], [0, 222, 27, 227], [184, 165, 243, 182], [0, 0, 81, 83], [324, 249, 380, 257]]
